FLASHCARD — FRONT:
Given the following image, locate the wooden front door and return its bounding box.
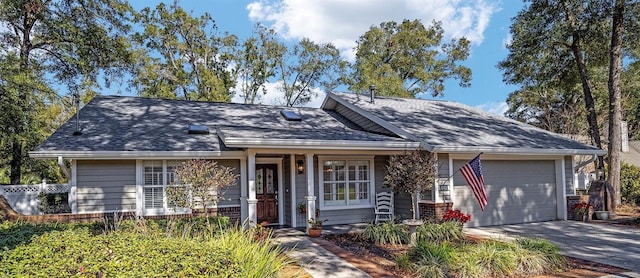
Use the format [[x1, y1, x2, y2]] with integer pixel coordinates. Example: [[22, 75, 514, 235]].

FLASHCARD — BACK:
[[256, 164, 278, 224]]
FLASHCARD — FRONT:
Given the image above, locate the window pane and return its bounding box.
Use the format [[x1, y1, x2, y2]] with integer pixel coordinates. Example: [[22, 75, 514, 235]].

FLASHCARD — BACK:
[[336, 182, 345, 200], [144, 187, 164, 209], [144, 160, 163, 186]]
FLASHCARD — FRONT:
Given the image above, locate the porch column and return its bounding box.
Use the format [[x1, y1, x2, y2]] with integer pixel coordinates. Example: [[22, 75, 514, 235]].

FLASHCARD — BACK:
[[305, 153, 316, 232], [239, 157, 248, 227], [247, 151, 258, 225], [289, 154, 297, 227]]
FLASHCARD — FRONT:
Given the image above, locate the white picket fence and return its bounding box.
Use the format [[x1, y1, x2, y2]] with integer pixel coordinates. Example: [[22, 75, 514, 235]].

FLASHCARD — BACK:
[[0, 180, 70, 215]]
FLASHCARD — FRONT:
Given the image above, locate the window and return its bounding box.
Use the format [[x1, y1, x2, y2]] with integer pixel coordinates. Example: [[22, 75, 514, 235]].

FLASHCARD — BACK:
[[320, 157, 374, 209], [142, 160, 181, 214]]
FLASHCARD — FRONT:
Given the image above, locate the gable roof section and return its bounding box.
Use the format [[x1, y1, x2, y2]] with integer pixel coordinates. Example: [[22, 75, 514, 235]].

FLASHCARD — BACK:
[[323, 92, 605, 155], [31, 95, 417, 158]]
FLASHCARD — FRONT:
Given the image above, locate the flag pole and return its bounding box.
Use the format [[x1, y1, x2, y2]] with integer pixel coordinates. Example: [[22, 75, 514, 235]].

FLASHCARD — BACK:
[[443, 152, 483, 182]]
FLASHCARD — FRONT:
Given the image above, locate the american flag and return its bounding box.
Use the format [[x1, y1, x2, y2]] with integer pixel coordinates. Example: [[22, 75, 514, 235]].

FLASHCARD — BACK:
[[460, 155, 488, 211]]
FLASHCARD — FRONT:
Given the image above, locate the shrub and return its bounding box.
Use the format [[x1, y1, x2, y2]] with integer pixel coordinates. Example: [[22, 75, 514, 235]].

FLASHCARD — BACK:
[[362, 221, 409, 245], [404, 237, 566, 277], [37, 193, 71, 214], [621, 162, 640, 205], [0, 220, 290, 277], [442, 209, 471, 224], [416, 221, 465, 244]]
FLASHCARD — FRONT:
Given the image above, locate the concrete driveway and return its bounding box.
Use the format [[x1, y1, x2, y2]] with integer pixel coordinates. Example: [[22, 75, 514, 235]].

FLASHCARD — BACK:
[[465, 221, 640, 272]]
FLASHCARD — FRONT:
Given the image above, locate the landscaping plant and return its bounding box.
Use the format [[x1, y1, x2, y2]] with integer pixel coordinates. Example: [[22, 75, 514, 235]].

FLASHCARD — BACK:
[[416, 221, 465, 243], [361, 221, 409, 245], [384, 148, 436, 219]]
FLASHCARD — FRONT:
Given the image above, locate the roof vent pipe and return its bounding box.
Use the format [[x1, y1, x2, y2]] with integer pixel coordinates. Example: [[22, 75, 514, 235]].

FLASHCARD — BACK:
[[72, 92, 82, 136], [369, 84, 375, 104]]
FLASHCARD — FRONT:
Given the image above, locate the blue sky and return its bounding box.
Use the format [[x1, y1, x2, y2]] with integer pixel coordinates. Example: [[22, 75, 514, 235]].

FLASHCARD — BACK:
[[129, 0, 526, 115]]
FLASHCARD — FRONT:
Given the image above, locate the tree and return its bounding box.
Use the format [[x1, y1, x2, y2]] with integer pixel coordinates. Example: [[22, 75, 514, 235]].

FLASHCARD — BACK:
[[351, 19, 471, 98], [499, 0, 610, 153], [132, 2, 238, 102], [166, 159, 238, 215], [275, 38, 346, 107], [607, 0, 625, 208], [384, 148, 436, 220], [235, 24, 285, 104], [0, 0, 133, 184]]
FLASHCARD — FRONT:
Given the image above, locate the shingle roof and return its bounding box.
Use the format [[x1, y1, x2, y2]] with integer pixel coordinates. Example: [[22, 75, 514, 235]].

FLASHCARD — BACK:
[[34, 95, 406, 154], [328, 92, 604, 154]]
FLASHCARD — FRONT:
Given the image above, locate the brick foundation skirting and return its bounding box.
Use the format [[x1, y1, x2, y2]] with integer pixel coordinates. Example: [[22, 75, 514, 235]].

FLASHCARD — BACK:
[[418, 201, 453, 221], [566, 195, 590, 220], [17, 206, 241, 224]]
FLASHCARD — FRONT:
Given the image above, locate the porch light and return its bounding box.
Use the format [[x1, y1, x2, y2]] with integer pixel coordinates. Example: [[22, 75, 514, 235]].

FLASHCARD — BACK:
[[297, 160, 304, 174]]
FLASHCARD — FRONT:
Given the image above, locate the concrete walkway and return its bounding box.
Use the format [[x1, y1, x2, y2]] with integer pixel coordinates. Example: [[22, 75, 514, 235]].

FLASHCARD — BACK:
[[273, 228, 371, 278], [465, 220, 640, 273]]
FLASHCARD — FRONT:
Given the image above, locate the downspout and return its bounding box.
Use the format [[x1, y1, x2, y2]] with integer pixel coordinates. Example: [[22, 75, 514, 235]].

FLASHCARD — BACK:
[[57, 156, 70, 180], [574, 154, 597, 172]]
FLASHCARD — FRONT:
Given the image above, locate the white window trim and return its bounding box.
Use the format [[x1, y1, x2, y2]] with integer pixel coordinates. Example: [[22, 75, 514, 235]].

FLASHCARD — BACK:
[[318, 156, 375, 210], [138, 160, 190, 216]]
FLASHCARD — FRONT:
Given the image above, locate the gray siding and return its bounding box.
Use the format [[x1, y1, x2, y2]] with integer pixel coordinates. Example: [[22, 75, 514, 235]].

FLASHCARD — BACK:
[[216, 159, 241, 207], [564, 156, 575, 195], [334, 103, 395, 136], [77, 160, 136, 213]]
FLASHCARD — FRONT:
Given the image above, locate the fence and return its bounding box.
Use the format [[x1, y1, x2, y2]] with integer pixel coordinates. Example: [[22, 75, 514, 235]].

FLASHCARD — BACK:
[[0, 180, 70, 215]]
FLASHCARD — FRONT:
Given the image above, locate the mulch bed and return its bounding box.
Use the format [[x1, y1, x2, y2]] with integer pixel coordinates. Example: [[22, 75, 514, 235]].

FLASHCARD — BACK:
[[322, 233, 630, 278]]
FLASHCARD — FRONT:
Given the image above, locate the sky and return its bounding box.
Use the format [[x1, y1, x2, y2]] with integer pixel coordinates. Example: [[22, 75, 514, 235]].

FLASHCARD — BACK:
[[128, 0, 527, 115]]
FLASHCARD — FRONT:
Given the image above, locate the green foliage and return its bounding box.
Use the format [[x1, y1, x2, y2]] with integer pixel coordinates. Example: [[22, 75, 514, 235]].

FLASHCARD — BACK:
[[351, 19, 471, 97], [621, 162, 640, 205], [166, 159, 239, 212], [0, 0, 134, 184], [0, 217, 289, 277], [404, 237, 566, 277], [37, 193, 71, 214], [384, 148, 436, 219], [416, 221, 465, 244], [132, 2, 237, 102], [361, 221, 409, 245], [277, 38, 347, 107]]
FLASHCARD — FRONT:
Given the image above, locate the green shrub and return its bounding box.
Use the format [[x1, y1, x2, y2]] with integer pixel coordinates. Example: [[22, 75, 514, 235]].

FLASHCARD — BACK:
[[404, 237, 566, 278], [37, 193, 71, 214], [516, 238, 566, 271], [621, 162, 640, 205], [416, 221, 464, 243], [362, 221, 409, 245], [0, 217, 289, 277], [0, 223, 290, 277]]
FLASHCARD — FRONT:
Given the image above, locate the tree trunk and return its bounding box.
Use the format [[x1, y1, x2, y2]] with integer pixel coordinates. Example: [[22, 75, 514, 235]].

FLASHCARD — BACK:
[[607, 0, 625, 211], [0, 195, 20, 221], [9, 140, 23, 185]]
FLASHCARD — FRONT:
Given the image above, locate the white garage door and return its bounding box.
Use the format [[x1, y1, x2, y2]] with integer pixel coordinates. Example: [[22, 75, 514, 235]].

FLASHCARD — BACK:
[[452, 160, 558, 227]]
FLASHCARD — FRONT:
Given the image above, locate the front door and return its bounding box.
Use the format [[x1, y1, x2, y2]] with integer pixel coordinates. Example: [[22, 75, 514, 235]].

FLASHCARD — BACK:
[[256, 164, 278, 224]]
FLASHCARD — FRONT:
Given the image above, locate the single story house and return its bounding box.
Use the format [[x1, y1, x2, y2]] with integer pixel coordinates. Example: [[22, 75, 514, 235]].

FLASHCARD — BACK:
[[30, 92, 605, 227]]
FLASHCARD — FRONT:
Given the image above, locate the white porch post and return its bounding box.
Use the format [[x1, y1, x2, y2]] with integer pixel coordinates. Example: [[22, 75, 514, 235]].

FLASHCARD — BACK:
[[289, 154, 297, 227], [305, 153, 316, 233], [247, 151, 258, 226], [240, 157, 248, 227], [556, 158, 567, 220], [70, 159, 78, 214]]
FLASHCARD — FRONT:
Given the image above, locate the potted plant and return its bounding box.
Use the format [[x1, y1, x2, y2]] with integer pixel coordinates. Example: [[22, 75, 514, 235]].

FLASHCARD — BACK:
[[307, 209, 327, 238], [308, 218, 326, 237], [297, 202, 306, 214], [572, 202, 592, 222]]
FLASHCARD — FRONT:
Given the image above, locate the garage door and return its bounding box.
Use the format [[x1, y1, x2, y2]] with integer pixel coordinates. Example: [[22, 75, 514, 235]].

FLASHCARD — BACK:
[[452, 160, 557, 227]]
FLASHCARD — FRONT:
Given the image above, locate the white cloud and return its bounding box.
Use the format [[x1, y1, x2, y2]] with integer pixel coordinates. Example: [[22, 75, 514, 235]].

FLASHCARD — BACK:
[[475, 101, 508, 116], [232, 81, 326, 108], [502, 32, 512, 49], [247, 0, 499, 61]]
